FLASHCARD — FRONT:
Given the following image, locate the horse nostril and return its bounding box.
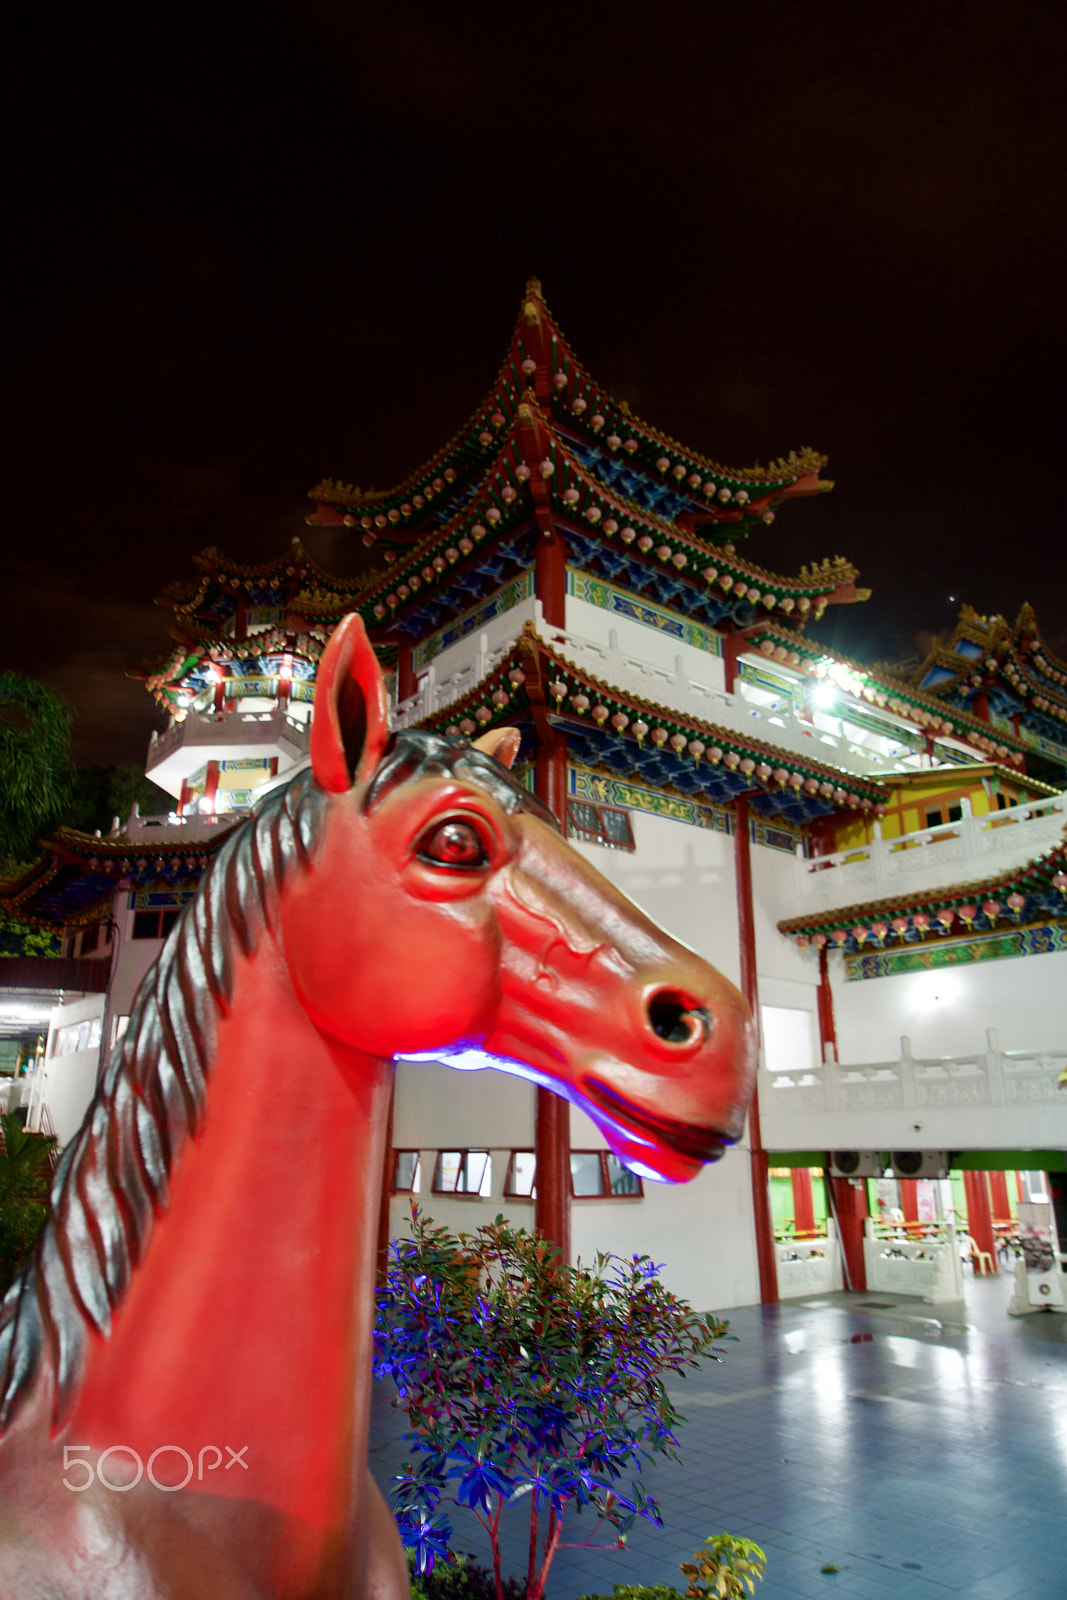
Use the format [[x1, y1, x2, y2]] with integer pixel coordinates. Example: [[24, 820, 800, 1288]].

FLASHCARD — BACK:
[[647, 992, 709, 1046]]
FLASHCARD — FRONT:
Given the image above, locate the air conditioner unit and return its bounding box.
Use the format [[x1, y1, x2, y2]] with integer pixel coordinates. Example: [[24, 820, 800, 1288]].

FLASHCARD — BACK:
[[890, 1150, 949, 1180], [830, 1151, 885, 1178]]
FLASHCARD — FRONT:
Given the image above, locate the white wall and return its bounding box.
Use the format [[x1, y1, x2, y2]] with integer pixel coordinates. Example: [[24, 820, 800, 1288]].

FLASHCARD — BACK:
[[569, 1101, 759, 1311], [567, 811, 742, 987], [831, 944, 1067, 1063], [43, 993, 105, 1146], [564, 591, 727, 694]]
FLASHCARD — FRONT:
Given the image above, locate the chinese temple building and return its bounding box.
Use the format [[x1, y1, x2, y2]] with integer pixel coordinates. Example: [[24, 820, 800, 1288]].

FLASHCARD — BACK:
[[4, 281, 1065, 1311]]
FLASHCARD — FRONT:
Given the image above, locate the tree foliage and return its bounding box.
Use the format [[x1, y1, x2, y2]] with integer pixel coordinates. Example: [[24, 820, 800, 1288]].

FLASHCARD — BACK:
[[0, 674, 74, 863], [374, 1208, 733, 1600], [0, 1113, 57, 1293]]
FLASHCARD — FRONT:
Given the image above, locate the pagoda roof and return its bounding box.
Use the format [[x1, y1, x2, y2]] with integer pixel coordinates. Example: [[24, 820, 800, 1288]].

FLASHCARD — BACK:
[[909, 602, 1067, 746], [141, 540, 367, 710], [739, 618, 1029, 768], [308, 283, 851, 637], [156, 540, 364, 628], [400, 623, 885, 826], [0, 828, 232, 930], [326, 397, 859, 643], [310, 281, 829, 554], [778, 833, 1067, 953]]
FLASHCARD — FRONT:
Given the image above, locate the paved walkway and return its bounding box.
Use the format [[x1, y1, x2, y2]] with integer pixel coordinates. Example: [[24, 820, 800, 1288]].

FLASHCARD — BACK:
[[369, 1275, 1067, 1600]]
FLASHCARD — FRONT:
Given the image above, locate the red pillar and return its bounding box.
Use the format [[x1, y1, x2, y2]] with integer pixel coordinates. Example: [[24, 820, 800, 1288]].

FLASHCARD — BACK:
[[532, 529, 570, 1263], [734, 795, 778, 1304], [829, 1176, 868, 1291], [204, 760, 220, 814], [376, 1081, 396, 1286], [899, 1179, 920, 1227], [816, 944, 836, 1058], [988, 1170, 1011, 1223], [534, 524, 566, 628], [963, 1169, 998, 1272], [397, 639, 417, 702], [791, 1168, 816, 1235]]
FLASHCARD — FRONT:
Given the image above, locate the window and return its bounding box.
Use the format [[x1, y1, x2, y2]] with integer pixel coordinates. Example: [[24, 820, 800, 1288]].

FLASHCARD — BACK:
[[432, 1149, 493, 1197], [570, 1150, 643, 1198], [392, 1150, 422, 1194], [504, 1150, 537, 1198], [132, 908, 182, 940], [79, 923, 100, 957], [50, 1016, 103, 1057], [566, 801, 635, 851], [761, 1005, 816, 1076], [924, 808, 943, 828]]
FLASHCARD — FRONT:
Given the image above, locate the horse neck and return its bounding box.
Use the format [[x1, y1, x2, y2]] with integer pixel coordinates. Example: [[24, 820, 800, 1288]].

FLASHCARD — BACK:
[[71, 928, 393, 1534]]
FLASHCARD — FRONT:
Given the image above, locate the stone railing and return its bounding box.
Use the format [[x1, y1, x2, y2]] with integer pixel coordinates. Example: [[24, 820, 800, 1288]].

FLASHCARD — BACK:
[[863, 1220, 964, 1304], [147, 706, 310, 768], [775, 1223, 844, 1298], [120, 809, 245, 842], [761, 1031, 1067, 1115], [393, 608, 906, 781], [796, 791, 1067, 913]]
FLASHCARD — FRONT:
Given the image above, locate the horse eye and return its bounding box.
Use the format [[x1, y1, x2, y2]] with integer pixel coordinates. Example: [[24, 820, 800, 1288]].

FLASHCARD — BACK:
[[418, 818, 490, 870]]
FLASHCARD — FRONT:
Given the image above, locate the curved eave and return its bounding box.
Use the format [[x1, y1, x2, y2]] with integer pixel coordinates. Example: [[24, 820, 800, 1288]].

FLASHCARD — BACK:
[[778, 840, 1067, 951], [309, 281, 829, 541], [745, 623, 1030, 765], [0, 830, 233, 929], [156, 542, 362, 622], [407, 629, 884, 825], [352, 426, 857, 635]]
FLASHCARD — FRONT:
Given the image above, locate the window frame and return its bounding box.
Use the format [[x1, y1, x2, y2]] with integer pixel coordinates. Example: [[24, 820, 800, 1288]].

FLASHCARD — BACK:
[[431, 1148, 493, 1198], [503, 1148, 537, 1200], [391, 1149, 422, 1195], [566, 800, 636, 852], [569, 1149, 644, 1200]]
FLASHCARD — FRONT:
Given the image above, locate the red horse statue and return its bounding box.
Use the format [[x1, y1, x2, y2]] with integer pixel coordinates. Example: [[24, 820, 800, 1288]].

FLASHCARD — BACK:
[[0, 616, 755, 1598]]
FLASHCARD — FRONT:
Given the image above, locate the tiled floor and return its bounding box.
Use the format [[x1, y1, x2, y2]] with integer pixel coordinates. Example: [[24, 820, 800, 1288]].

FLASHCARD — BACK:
[[369, 1274, 1067, 1599]]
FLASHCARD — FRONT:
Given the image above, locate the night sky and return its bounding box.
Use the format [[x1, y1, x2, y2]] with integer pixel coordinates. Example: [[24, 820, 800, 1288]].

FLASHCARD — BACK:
[[8, 2, 1066, 766]]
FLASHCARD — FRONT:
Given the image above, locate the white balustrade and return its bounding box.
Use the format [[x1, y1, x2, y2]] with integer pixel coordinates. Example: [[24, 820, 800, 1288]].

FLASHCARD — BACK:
[[797, 792, 1067, 912], [775, 1221, 844, 1297], [392, 607, 911, 782], [761, 1031, 1067, 1116], [863, 1220, 964, 1303]]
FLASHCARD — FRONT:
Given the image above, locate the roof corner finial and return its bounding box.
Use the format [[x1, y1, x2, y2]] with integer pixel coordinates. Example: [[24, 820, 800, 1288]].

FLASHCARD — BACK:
[[525, 276, 543, 298]]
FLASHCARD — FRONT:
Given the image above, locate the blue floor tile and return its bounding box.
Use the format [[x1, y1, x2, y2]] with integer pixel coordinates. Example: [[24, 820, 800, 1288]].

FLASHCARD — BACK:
[[370, 1276, 1067, 1597]]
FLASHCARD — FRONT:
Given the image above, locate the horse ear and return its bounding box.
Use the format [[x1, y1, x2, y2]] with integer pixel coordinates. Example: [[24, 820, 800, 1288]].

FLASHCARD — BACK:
[[311, 614, 391, 793], [472, 727, 520, 769]]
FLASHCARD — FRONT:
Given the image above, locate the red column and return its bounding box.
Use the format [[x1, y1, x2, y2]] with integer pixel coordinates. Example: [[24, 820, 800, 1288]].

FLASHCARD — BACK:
[[204, 760, 220, 814], [535, 527, 566, 629], [376, 1081, 396, 1286], [397, 639, 417, 702], [816, 944, 836, 1058], [791, 1168, 816, 1234], [963, 1169, 998, 1272], [988, 1170, 1011, 1223], [532, 527, 570, 1260], [899, 1179, 920, 1227], [829, 1177, 868, 1291], [734, 795, 778, 1304]]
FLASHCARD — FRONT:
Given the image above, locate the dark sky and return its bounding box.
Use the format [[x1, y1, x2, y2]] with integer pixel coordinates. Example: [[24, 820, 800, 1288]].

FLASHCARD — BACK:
[[8, 1, 1066, 765]]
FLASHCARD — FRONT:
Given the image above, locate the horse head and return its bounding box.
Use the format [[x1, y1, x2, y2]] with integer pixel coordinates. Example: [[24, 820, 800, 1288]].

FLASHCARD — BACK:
[[282, 615, 756, 1183]]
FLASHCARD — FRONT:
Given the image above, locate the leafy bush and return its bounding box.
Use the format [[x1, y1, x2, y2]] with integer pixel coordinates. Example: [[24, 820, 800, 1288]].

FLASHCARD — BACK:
[[0, 1113, 57, 1293], [374, 1206, 732, 1600], [680, 1534, 766, 1599]]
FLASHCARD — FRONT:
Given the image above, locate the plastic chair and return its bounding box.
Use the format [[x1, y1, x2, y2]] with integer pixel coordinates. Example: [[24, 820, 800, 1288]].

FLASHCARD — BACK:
[[968, 1235, 995, 1275]]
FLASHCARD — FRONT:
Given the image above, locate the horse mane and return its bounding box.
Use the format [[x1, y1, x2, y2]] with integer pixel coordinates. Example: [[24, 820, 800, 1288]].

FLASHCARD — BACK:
[[0, 768, 328, 1433], [0, 728, 549, 1436]]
